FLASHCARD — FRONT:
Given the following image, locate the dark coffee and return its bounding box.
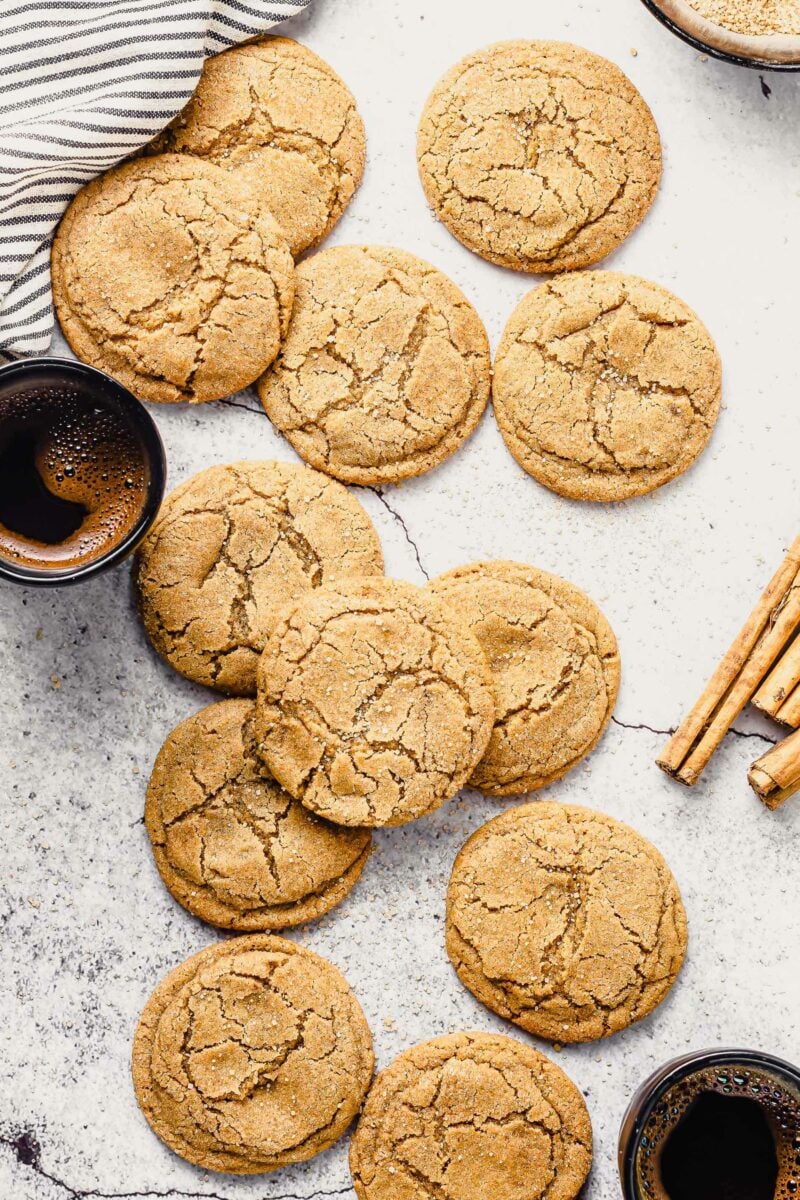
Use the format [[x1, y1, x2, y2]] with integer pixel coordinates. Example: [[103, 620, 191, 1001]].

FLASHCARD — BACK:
[[0, 385, 149, 570], [635, 1064, 800, 1200]]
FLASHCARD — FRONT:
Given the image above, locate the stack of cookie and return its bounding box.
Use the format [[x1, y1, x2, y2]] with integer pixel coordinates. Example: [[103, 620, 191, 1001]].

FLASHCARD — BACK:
[[129, 452, 688, 1192], [51, 38, 367, 405], [50, 36, 503, 487], [51, 35, 723, 504], [49, 31, 697, 1194], [134, 459, 624, 844]]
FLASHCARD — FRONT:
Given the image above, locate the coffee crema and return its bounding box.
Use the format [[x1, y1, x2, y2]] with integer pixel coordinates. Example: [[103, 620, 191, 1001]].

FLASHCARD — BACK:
[[0, 386, 149, 570], [635, 1063, 800, 1200]]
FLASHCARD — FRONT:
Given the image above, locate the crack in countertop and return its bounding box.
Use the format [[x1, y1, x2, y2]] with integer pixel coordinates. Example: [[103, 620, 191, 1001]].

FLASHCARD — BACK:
[[364, 487, 429, 580], [611, 715, 777, 746], [0, 1129, 350, 1199]]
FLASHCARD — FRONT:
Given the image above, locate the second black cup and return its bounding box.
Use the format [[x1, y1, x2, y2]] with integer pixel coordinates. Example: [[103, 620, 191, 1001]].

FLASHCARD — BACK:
[[619, 1047, 800, 1200]]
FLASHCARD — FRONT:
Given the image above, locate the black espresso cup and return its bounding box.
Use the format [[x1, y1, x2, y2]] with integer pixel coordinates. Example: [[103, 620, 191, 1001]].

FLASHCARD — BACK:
[[619, 1047, 800, 1200], [0, 357, 166, 586]]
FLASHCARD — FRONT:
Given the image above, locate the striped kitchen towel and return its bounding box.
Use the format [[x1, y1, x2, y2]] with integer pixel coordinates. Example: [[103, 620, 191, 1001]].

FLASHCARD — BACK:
[[0, 0, 313, 358]]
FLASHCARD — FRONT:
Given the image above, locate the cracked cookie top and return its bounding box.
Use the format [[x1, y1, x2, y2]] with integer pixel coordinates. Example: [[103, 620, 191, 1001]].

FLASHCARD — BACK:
[[493, 271, 722, 502], [149, 37, 366, 257], [255, 577, 495, 827], [145, 699, 371, 930], [135, 460, 384, 696], [257, 245, 491, 485], [446, 803, 687, 1043], [428, 562, 619, 795], [417, 41, 661, 274], [132, 935, 374, 1174], [349, 1031, 592, 1200], [52, 154, 294, 404]]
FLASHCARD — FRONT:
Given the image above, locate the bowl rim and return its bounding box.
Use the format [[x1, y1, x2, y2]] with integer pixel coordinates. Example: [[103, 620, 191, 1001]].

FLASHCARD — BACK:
[[0, 356, 166, 587], [639, 0, 800, 69]]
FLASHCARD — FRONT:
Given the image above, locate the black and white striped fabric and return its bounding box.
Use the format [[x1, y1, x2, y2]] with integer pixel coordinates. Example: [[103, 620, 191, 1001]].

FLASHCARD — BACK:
[[0, 0, 312, 358]]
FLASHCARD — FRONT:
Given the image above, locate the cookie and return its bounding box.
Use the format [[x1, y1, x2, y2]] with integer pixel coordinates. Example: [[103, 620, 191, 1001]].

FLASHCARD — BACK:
[[257, 245, 491, 485], [52, 154, 294, 404], [349, 1032, 592, 1200], [493, 272, 722, 502], [132, 935, 374, 1173], [255, 577, 495, 827], [145, 700, 371, 929], [428, 562, 620, 795], [135, 460, 384, 695], [446, 803, 687, 1043], [149, 37, 365, 257], [417, 41, 661, 273]]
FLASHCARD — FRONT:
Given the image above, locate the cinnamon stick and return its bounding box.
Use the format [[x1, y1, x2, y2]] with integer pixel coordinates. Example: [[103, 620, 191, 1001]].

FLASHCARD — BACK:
[[752, 635, 800, 725], [748, 728, 800, 810], [657, 535, 800, 785], [775, 682, 800, 729]]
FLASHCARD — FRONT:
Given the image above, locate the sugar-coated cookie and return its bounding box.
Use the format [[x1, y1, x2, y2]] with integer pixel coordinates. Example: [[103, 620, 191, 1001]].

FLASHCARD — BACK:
[[258, 245, 490, 485], [417, 41, 661, 273], [52, 155, 294, 403], [255, 577, 495, 827], [135, 460, 383, 695], [132, 935, 374, 1173], [350, 1032, 592, 1200], [493, 272, 722, 501], [447, 803, 687, 1043], [429, 561, 619, 794], [150, 37, 365, 256], [145, 700, 371, 929]]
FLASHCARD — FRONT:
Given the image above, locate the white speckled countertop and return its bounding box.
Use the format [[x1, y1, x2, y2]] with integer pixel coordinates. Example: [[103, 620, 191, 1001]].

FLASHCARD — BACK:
[[2, 0, 800, 1197]]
